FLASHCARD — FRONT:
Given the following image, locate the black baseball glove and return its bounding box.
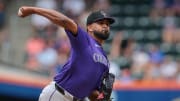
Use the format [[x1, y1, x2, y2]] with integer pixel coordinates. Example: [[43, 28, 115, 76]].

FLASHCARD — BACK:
[[97, 73, 115, 101]]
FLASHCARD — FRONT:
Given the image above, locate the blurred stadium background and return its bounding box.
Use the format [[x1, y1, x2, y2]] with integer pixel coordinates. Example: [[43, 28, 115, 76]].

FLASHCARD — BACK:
[[0, 0, 180, 101]]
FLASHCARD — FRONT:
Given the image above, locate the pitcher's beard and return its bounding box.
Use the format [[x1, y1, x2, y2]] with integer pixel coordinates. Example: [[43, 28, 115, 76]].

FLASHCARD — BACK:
[[93, 30, 110, 40]]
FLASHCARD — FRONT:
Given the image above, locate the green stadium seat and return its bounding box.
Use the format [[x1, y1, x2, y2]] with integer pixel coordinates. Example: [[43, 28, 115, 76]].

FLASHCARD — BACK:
[[132, 29, 145, 42], [123, 5, 137, 16], [175, 44, 180, 55], [122, 30, 133, 39], [138, 4, 151, 16], [160, 43, 174, 55], [145, 30, 161, 43], [137, 17, 150, 28], [123, 17, 136, 28], [109, 5, 121, 16]]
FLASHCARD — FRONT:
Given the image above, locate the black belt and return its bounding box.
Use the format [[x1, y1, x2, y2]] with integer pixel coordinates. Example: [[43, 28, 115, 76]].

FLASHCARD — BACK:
[[55, 83, 81, 101]]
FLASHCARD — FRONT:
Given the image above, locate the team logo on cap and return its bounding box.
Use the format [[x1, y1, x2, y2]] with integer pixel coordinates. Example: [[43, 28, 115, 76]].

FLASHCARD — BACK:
[[100, 11, 107, 17]]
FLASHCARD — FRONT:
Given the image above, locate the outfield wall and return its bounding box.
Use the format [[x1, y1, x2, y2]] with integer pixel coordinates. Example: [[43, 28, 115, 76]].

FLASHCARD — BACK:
[[1, 75, 180, 101]]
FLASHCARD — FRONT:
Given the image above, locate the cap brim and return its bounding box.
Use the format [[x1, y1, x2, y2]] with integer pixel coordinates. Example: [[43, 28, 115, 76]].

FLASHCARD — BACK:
[[94, 17, 115, 25]]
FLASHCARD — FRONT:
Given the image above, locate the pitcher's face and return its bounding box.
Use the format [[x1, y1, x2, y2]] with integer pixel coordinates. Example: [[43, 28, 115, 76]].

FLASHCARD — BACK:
[[88, 19, 110, 40]]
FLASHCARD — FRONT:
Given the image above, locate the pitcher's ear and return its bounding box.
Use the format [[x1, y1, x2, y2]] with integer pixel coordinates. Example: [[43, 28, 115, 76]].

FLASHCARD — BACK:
[[87, 24, 93, 32]]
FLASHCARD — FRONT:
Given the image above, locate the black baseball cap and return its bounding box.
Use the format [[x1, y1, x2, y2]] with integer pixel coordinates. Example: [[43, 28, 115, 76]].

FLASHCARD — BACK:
[[86, 10, 115, 25]]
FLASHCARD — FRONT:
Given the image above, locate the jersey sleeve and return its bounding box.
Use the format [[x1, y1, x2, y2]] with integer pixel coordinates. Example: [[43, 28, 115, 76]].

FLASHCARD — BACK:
[[65, 26, 90, 52]]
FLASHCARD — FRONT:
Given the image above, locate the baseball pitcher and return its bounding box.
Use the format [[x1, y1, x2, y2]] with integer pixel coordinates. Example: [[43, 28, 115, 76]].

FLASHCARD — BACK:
[[18, 6, 115, 101]]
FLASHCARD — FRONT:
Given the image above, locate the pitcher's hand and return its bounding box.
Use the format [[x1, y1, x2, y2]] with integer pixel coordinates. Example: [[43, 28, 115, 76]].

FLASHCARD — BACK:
[[18, 6, 34, 17]]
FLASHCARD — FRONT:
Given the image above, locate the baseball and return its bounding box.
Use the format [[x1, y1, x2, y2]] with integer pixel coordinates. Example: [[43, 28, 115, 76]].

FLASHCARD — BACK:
[[18, 8, 23, 17]]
